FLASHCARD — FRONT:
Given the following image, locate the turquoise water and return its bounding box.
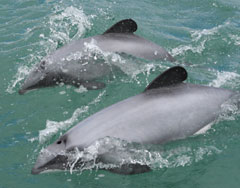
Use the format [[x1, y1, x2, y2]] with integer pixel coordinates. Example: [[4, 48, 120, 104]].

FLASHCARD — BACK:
[[1, 0, 240, 187]]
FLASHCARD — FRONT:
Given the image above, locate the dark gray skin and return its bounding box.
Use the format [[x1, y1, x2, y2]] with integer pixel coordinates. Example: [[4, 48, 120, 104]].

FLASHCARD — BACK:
[[19, 19, 175, 94], [31, 66, 236, 175]]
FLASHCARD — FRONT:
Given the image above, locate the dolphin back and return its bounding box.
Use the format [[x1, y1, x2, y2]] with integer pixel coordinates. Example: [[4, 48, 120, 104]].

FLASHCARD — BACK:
[[64, 66, 234, 150]]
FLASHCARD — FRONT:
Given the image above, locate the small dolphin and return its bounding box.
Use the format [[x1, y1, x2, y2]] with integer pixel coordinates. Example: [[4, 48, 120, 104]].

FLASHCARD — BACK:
[[19, 19, 175, 94], [32, 66, 236, 175]]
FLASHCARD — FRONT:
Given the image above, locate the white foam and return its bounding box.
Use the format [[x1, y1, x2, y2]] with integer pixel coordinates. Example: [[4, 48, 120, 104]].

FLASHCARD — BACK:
[[47, 5, 92, 50], [39, 106, 89, 143], [171, 40, 206, 56], [74, 85, 88, 93], [6, 66, 31, 94], [171, 21, 230, 57], [89, 90, 106, 105], [219, 95, 240, 121], [194, 146, 221, 162], [98, 174, 105, 178], [39, 90, 106, 143], [191, 22, 229, 42], [64, 137, 222, 174], [81, 39, 150, 77], [229, 34, 240, 46], [209, 70, 240, 88]]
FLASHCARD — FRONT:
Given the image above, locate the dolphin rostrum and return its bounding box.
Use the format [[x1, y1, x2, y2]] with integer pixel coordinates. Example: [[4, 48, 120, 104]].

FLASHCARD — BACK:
[[31, 66, 236, 175], [19, 19, 175, 94]]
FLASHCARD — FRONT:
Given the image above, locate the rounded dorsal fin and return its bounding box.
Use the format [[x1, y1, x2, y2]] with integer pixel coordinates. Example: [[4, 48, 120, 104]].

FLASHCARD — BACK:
[[144, 66, 188, 92], [103, 19, 137, 34]]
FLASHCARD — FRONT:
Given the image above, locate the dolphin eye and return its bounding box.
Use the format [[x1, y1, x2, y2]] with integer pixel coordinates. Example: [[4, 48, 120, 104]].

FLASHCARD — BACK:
[[56, 138, 67, 145], [40, 61, 46, 70], [57, 140, 62, 144]]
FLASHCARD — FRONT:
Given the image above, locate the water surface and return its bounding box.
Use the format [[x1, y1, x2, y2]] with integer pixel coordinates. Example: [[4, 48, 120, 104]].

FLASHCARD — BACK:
[[1, 0, 240, 187]]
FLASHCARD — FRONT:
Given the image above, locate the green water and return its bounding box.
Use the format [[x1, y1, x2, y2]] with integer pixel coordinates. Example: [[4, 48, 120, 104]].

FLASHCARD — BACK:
[[1, 0, 240, 187]]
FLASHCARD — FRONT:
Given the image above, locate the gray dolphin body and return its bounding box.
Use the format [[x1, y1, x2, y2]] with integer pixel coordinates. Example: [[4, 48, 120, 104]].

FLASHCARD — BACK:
[[19, 19, 175, 94], [32, 66, 236, 175]]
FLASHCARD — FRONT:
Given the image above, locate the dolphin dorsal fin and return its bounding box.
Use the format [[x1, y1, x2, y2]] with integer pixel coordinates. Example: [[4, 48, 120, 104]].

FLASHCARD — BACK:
[[103, 19, 137, 34], [144, 66, 188, 91]]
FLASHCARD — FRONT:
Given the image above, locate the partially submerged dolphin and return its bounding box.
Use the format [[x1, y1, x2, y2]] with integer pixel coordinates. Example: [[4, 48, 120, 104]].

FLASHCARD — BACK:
[[32, 66, 236, 175], [19, 19, 175, 94]]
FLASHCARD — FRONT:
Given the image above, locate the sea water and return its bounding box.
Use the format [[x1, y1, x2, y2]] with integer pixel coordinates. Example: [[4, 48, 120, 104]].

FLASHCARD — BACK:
[[1, 0, 240, 187]]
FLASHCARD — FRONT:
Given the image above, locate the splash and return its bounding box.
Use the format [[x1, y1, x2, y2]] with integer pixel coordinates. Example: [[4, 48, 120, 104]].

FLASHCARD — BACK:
[[219, 93, 240, 121], [81, 39, 129, 74], [207, 70, 240, 121], [63, 38, 153, 80], [209, 70, 240, 88], [74, 85, 88, 93], [80, 39, 164, 79], [171, 40, 206, 56], [6, 66, 31, 94], [60, 137, 222, 174], [229, 34, 240, 46], [47, 5, 93, 51], [39, 106, 89, 143], [39, 90, 106, 143], [191, 21, 230, 42], [171, 21, 231, 56]]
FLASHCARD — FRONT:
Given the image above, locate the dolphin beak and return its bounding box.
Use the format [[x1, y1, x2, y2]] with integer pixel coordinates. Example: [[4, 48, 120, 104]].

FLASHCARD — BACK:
[[31, 166, 44, 175], [18, 69, 45, 95], [31, 148, 58, 175], [31, 142, 69, 175]]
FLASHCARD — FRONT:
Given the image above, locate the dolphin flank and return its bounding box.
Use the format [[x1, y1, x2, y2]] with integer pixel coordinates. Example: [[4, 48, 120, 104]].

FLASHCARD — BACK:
[[32, 66, 236, 175], [19, 19, 175, 94]]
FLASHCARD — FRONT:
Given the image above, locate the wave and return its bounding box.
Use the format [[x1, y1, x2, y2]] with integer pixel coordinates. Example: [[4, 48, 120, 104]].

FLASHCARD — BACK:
[[170, 21, 232, 57], [209, 70, 240, 88], [38, 90, 106, 143]]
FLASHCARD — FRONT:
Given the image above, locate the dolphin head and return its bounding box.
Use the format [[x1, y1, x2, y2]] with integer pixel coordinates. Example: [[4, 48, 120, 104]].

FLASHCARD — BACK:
[[31, 136, 70, 175], [19, 60, 59, 94]]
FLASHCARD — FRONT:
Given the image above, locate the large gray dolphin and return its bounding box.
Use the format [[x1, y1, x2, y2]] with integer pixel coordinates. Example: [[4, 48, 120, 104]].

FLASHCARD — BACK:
[[31, 66, 236, 175], [19, 19, 175, 94]]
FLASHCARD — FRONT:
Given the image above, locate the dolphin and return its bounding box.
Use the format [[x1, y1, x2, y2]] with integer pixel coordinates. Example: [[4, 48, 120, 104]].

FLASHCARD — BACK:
[[19, 19, 175, 94], [31, 66, 236, 175]]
